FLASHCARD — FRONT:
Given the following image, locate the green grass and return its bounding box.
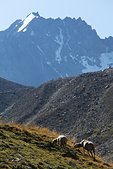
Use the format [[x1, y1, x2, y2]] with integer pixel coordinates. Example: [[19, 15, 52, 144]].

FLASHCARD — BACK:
[[0, 123, 113, 169]]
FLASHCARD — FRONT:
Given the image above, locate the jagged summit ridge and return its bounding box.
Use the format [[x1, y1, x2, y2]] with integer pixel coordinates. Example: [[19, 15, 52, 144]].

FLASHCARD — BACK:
[[0, 12, 113, 86]]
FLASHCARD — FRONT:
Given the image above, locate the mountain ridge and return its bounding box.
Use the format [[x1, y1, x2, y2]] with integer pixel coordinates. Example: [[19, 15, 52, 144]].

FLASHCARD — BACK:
[[0, 12, 113, 86], [0, 77, 33, 113]]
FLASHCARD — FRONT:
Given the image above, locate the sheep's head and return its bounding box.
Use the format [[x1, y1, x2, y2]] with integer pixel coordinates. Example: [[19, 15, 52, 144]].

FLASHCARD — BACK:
[[52, 138, 57, 145], [74, 143, 82, 148]]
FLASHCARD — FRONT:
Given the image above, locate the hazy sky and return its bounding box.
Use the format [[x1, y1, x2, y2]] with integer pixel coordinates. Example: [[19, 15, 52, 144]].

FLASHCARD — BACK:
[[0, 0, 113, 38]]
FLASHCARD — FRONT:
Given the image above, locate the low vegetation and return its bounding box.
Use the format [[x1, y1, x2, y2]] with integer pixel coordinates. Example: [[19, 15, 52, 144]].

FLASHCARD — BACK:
[[0, 123, 113, 169], [1, 68, 113, 161]]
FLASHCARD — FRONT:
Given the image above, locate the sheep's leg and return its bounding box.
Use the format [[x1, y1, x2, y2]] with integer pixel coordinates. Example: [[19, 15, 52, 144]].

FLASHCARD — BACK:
[[57, 139, 60, 146], [90, 151, 93, 157], [92, 150, 95, 160], [93, 148, 95, 160], [88, 150, 91, 157], [89, 151, 95, 160], [83, 147, 85, 155]]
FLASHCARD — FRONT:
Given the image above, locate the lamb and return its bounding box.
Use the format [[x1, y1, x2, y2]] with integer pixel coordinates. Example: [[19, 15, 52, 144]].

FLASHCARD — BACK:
[[74, 139, 95, 160], [52, 135, 67, 148]]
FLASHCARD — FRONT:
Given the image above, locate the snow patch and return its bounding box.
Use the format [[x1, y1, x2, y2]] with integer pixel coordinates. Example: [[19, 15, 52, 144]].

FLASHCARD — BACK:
[[81, 55, 100, 73], [55, 28, 64, 64], [81, 52, 113, 73], [70, 54, 75, 60], [23, 28, 27, 32], [37, 45, 45, 55], [66, 73, 69, 77], [47, 61, 51, 65], [70, 54, 78, 64], [18, 13, 38, 32], [100, 52, 113, 69]]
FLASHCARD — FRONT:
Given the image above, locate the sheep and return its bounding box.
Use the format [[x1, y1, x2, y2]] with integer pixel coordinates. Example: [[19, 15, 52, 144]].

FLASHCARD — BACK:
[[74, 139, 95, 160], [52, 135, 67, 148]]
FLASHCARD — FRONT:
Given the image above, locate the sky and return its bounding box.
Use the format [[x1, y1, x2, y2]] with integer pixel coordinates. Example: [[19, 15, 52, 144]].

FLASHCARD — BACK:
[[0, 0, 113, 38]]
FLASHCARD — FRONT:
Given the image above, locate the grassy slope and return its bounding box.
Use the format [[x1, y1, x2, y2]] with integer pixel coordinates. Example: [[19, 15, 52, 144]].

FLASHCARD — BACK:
[[0, 123, 113, 169]]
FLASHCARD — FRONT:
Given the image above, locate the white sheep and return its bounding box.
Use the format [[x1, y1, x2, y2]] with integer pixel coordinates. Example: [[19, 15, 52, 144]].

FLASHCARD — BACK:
[[74, 139, 95, 160], [52, 135, 67, 148]]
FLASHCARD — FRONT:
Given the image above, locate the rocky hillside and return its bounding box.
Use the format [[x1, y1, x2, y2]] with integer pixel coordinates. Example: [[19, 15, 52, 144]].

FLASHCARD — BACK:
[[0, 77, 32, 113], [1, 68, 113, 162], [0, 12, 113, 86], [0, 123, 112, 169]]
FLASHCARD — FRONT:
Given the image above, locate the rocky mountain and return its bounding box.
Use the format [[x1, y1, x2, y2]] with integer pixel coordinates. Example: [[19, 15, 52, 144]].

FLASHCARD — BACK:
[[0, 12, 113, 86], [0, 77, 32, 113], [1, 68, 113, 162]]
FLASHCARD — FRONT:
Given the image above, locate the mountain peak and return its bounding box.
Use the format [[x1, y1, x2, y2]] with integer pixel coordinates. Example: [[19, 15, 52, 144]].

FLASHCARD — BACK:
[[17, 12, 40, 32], [32, 12, 40, 17]]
